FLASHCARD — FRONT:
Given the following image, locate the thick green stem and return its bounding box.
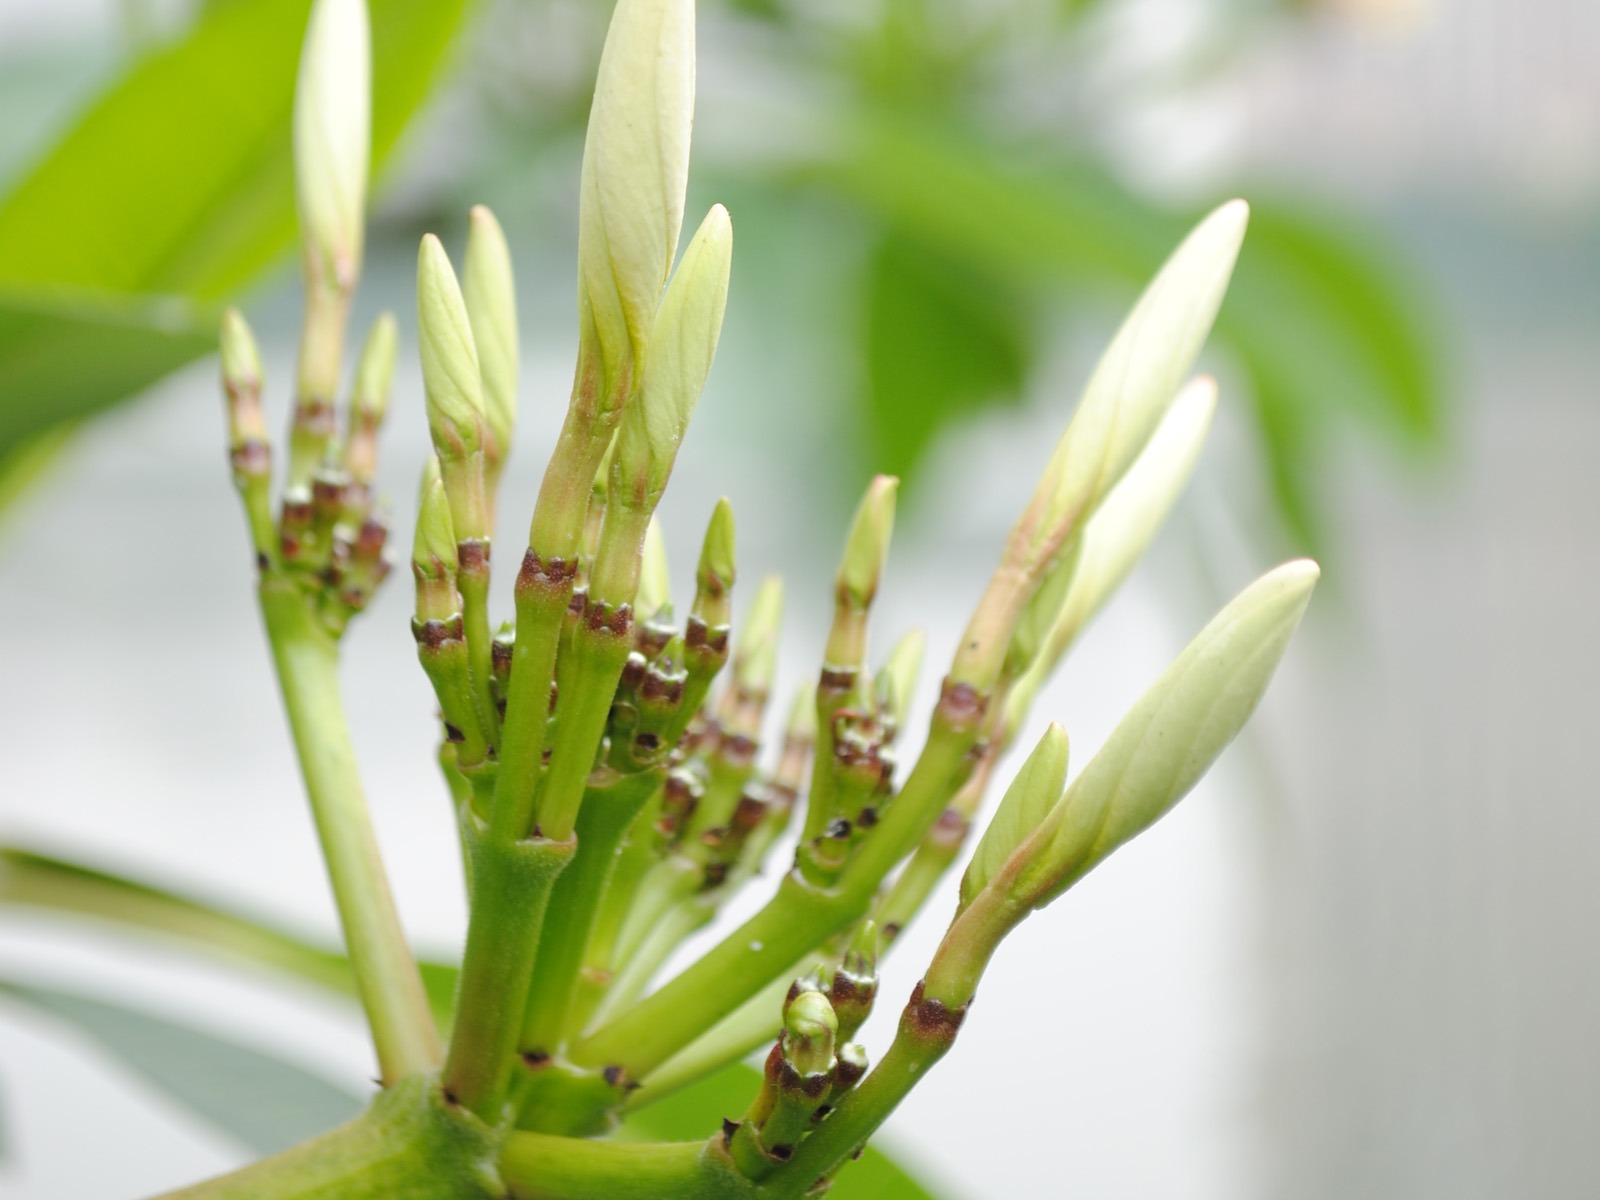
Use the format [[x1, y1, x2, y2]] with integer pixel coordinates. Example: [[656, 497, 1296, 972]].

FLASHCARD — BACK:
[[442, 831, 575, 1120], [519, 771, 663, 1056], [501, 1133, 749, 1200], [259, 577, 439, 1083], [156, 1075, 500, 1200]]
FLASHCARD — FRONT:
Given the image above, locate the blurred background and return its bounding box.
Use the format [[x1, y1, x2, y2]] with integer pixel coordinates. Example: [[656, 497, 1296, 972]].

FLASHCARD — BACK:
[[1, 0, 1596, 1196]]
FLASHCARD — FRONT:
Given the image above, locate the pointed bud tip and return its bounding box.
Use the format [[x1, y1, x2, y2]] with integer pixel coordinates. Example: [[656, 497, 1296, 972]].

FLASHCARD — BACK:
[[219, 308, 262, 389], [698, 497, 737, 588]]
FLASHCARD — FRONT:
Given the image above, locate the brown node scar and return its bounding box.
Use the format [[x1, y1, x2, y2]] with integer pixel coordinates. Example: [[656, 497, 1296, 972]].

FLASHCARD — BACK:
[[457, 539, 489, 571], [518, 548, 577, 589], [905, 980, 968, 1041], [819, 665, 856, 693], [936, 678, 988, 728], [583, 597, 633, 636]]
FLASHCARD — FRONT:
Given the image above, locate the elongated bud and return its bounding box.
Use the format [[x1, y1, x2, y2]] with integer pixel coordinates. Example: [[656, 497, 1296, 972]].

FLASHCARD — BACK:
[[611, 205, 733, 513], [413, 458, 459, 622], [418, 234, 486, 463], [220, 308, 266, 448], [693, 497, 736, 628], [1008, 377, 1217, 719], [294, 0, 370, 293], [951, 203, 1246, 692], [826, 475, 898, 668], [577, 0, 696, 394], [636, 514, 672, 622], [463, 205, 519, 469], [346, 312, 397, 486], [959, 723, 1069, 907], [874, 628, 925, 736], [1028, 202, 1245, 561], [1025, 560, 1318, 905]]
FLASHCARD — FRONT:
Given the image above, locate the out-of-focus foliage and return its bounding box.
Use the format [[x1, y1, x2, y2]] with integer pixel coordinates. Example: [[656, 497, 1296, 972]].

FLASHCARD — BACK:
[[0, 0, 474, 493]]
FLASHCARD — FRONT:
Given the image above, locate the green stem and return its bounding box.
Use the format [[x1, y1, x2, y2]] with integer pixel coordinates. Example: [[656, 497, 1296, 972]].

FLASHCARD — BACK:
[[259, 576, 439, 1083], [156, 1075, 500, 1200], [442, 830, 575, 1121], [501, 1133, 749, 1200], [519, 771, 663, 1056]]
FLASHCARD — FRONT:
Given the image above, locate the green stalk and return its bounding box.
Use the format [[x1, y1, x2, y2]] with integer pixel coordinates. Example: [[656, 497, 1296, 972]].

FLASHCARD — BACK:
[[259, 575, 440, 1084], [156, 1076, 499, 1200], [501, 1133, 749, 1200], [518, 770, 664, 1057], [442, 831, 575, 1121]]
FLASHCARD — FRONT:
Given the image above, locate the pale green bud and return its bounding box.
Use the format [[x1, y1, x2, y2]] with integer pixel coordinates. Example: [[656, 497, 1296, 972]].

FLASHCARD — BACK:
[[837, 475, 898, 612], [353, 312, 398, 422], [463, 205, 519, 464], [1051, 376, 1216, 661], [417, 234, 486, 463], [697, 497, 736, 594], [1024, 560, 1318, 906], [413, 458, 457, 584], [293, 0, 370, 291], [959, 723, 1069, 908], [1006, 375, 1216, 691], [1023, 202, 1246, 565], [636, 514, 672, 620], [612, 205, 733, 512], [577, 0, 696, 386], [781, 987, 838, 1079], [220, 308, 263, 402]]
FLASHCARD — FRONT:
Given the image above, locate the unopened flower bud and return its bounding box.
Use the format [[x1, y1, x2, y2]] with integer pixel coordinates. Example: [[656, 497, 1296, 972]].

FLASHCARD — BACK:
[[577, 0, 696, 396], [463, 205, 519, 470], [611, 205, 733, 514], [293, 0, 370, 293]]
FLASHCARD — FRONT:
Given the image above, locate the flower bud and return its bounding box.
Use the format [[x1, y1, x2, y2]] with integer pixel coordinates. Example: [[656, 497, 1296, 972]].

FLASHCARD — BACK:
[[959, 723, 1069, 907], [781, 987, 838, 1080], [346, 312, 397, 487], [1024, 560, 1318, 905], [693, 496, 737, 629], [611, 205, 733, 513], [463, 205, 519, 468], [728, 574, 784, 706], [412, 458, 460, 624], [417, 234, 487, 464], [825, 475, 898, 670], [293, 0, 370, 292], [577, 0, 696, 395]]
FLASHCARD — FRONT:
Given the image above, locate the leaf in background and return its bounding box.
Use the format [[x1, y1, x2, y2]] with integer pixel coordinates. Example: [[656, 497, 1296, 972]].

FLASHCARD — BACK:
[[862, 227, 1031, 487], [0, 845, 458, 1027], [0, 0, 475, 465], [624, 1061, 951, 1199], [0, 979, 364, 1155], [0, 290, 213, 455], [804, 110, 1444, 553]]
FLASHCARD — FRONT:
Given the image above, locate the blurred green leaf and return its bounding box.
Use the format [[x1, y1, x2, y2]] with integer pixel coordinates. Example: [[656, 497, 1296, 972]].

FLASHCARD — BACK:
[[0, 0, 475, 467], [802, 110, 1443, 551], [625, 1062, 950, 1199], [0, 978, 364, 1155], [0, 845, 458, 1027], [0, 290, 213, 455], [862, 228, 1031, 487], [0, 0, 473, 299]]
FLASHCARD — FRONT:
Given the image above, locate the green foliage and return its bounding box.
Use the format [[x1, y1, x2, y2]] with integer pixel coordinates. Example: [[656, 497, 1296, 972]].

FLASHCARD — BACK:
[[0, 0, 474, 467], [0, 979, 364, 1155]]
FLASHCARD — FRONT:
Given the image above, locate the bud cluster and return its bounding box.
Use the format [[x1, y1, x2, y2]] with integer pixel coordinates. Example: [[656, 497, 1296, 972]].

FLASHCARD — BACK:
[[212, 1, 1320, 1195]]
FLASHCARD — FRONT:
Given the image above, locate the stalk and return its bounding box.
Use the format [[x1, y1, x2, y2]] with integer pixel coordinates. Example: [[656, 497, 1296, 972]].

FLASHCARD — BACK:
[[500, 1134, 749, 1200], [258, 575, 439, 1084]]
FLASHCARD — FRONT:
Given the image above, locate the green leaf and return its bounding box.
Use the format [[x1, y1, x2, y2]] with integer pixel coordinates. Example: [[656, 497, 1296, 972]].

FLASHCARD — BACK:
[[0, 978, 364, 1155], [0, 0, 476, 465], [623, 1062, 951, 1199], [0, 845, 458, 1027], [862, 227, 1031, 487], [0, 0, 474, 300], [0, 289, 214, 456]]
